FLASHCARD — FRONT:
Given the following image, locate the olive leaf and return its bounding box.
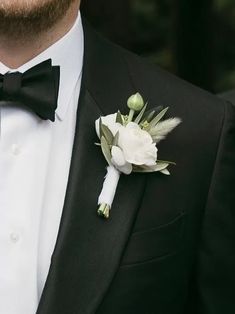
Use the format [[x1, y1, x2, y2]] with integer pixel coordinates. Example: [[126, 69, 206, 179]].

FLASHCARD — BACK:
[[147, 107, 169, 130], [133, 162, 170, 173], [160, 168, 170, 175], [157, 159, 176, 165], [116, 111, 124, 125], [145, 105, 163, 116], [112, 131, 119, 146], [100, 123, 114, 145], [140, 105, 162, 124], [101, 136, 112, 166], [143, 110, 155, 122], [134, 103, 147, 124]]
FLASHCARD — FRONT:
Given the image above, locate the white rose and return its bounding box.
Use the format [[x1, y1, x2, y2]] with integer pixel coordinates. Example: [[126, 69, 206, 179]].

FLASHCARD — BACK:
[[111, 146, 132, 174], [96, 116, 157, 174], [110, 122, 157, 174], [95, 113, 122, 138]]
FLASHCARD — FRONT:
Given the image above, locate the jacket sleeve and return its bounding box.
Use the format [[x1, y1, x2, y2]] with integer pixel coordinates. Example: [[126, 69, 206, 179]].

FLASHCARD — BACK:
[[191, 101, 235, 313]]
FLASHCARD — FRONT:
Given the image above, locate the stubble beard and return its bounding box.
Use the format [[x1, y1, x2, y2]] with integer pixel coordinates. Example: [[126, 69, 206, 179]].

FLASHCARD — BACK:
[[0, 0, 76, 42]]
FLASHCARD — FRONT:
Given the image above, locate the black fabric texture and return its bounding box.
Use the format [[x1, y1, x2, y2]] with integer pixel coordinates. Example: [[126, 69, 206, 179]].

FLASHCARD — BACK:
[[0, 59, 60, 121], [30, 19, 235, 314]]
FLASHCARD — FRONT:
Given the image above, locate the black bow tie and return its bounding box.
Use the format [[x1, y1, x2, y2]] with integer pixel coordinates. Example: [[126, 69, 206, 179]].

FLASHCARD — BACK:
[[0, 59, 60, 121]]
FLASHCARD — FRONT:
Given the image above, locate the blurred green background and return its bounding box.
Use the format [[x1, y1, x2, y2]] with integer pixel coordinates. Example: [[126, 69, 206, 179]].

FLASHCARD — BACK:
[[81, 0, 235, 93]]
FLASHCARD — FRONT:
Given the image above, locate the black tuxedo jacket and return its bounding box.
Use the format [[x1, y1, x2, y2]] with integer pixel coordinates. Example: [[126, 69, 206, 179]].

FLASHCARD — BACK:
[[36, 20, 235, 314], [219, 89, 235, 104]]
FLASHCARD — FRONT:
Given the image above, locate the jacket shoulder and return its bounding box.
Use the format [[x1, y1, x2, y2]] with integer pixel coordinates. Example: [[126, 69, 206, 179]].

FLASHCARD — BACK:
[[83, 20, 227, 140], [218, 89, 235, 103]]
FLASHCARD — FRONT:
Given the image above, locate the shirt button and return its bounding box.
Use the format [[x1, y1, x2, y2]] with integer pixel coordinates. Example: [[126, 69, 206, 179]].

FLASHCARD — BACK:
[[10, 232, 20, 243], [11, 144, 21, 156]]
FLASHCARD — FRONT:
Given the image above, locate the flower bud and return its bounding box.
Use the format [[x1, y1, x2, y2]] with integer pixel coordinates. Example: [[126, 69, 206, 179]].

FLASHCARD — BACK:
[[127, 93, 144, 111]]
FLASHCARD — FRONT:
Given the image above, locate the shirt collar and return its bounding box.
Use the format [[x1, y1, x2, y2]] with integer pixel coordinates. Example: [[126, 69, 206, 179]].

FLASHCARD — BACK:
[[0, 11, 84, 121]]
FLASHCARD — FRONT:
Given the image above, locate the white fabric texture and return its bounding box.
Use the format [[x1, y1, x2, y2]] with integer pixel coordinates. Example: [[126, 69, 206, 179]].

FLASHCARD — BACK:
[[98, 166, 121, 207], [0, 12, 84, 314]]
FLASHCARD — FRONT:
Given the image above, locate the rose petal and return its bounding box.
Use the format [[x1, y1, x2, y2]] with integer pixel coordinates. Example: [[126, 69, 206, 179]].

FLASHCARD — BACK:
[[95, 118, 101, 138], [111, 146, 132, 174], [111, 146, 126, 167], [95, 113, 123, 139], [116, 162, 132, 175], [118, 123, 157, 166]]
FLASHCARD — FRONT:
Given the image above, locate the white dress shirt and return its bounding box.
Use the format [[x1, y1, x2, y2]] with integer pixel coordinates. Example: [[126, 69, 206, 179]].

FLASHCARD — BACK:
[[0, 12, 84, 314]]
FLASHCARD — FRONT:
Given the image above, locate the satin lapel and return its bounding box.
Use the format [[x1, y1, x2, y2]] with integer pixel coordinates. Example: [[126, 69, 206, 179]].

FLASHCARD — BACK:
[[37, 88, 146, 314], [37, 21, 146, 314]]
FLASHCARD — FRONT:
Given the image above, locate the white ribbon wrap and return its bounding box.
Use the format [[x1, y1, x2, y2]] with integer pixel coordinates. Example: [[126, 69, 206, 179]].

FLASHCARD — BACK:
[[98, 165, 121, 208]]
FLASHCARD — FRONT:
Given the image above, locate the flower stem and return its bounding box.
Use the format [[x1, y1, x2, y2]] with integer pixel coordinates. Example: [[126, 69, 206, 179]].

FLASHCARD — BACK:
[[127, 109, 135, 123], [97, 166, 120, 219], [97, 203, 110, 219]]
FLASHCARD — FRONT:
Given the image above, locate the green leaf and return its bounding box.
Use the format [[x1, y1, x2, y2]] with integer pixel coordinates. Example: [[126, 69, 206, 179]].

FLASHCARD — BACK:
[[151, 163, 169, 172], [133, 162, 169, 173], [148, 107, 169, 129], [100, 123, 114, 145], [116, 111, 123, 125], [144, 110, 155, 122], [99, 118, 102, 137], [112, 131, 119, 146], [99, 118, 107, 140], [161, 168, 170, 175], [157, 159, 176, 165], [144, 105, 163, 116], [141, 105, 162, 122], [134, 103, 147, 124], [132, 168, 154, 173], [101, 136, 112, 166]]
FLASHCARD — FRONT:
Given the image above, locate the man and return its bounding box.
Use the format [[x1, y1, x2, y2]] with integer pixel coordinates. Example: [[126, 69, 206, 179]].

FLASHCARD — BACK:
[[0, 1, 234, 314]]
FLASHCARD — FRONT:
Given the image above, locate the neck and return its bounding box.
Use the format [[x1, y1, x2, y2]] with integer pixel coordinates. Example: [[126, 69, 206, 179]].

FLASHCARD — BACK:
[[0, 2, 79, 69]]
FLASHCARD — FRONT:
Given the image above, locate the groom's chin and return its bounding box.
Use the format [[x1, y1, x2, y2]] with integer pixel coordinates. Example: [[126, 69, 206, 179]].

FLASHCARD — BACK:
[[0, 0, 77, 40], [0, 0, 43, 12], [0, 0, 75, 15]]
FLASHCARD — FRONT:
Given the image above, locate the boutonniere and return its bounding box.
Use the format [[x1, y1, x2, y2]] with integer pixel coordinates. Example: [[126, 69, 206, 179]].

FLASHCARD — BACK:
[[95, 93, 181, 219]]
